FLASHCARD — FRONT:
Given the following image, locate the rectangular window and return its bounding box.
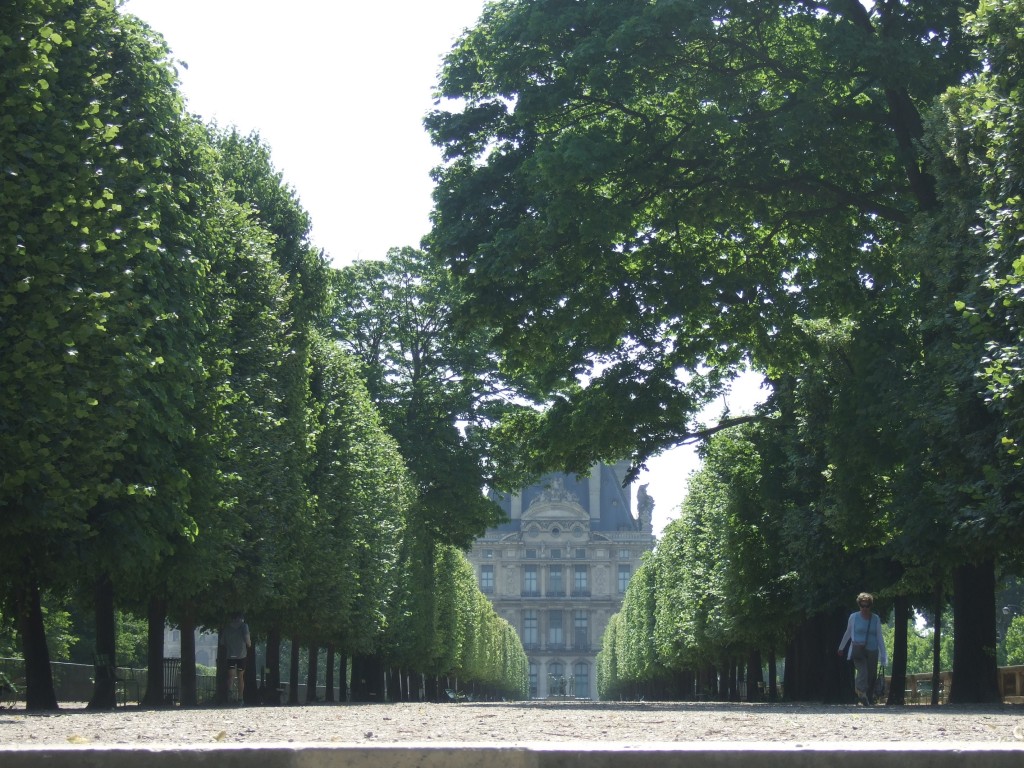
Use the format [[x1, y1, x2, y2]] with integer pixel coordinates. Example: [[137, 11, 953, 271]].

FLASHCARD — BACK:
[[548, 610, 564, 648], [573, 565, 589, 596], [479, 564, 494, 594], [574, 548, 587, 559], [574, 610, 589, 650], [547, 565, 563, 596], [529, 663, 539, 698], [617, 564, 631, 594], [523, 610, 538, 649], [523, 565, 539, 597], [573, 662, 590, 698], [525, 549, 537, 559], [483, 548, 494, 558], [618, 548, 631, 559], [550, 548, 561, 559]]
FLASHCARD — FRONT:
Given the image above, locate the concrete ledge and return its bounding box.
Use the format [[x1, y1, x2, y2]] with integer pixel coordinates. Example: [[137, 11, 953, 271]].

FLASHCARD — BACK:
[[2, 743, 1024, 768]]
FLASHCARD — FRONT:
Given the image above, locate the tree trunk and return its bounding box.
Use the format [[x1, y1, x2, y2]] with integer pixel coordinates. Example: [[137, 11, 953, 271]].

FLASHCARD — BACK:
[[265, 627, 282, 704], [886, 595, 909, 706], [179, 609, 197, 707], [87, 574, 118, 710], [306, 643, 319, 703], [786, 610, 849, 702], [931, 583, 944, 706], [144, 597, 167, 707], [424, 672, 438, 703], [289, 636, 300, 704], [244, 636, 256, 705], [324, 644, 336, 703], [949, 560, 1001, 703], [16, 580, 57, 711], [747, 649, 764, 702], [350, 654, 385, 702], [388, 666, 403, 702], [767, 653, 778, 702]]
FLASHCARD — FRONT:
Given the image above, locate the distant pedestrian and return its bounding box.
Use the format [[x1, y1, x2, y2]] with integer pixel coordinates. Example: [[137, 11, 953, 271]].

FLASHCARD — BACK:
[[222, 613, 251, 703], [837, 592, 887, 705]]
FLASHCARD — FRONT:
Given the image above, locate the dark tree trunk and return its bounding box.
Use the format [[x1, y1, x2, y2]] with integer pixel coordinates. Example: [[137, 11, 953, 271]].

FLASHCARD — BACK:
[[931, 583, 944, 706], [324, 644, 336, 703], [179, 609, 197, 707], [265, 628, 282, 704], [289, 636, 300, 704], [16, 580, 58, 711], [681, 669, 695, 700], [388, 666, 402, 702], [87, 574, 118, 710], [144, 598, 167, 707], [747, 649, 764, 702], [424, 672, 438, 703], [767, 653, 778, 702], [949, 560, 1002, 703], [244, 638, 256, 705], [786, 609, 850, 702], [350, 653, 385, 702], [306, 643, 319, 703], [886, 595, 910, 706], [216, 625, 227, 704]]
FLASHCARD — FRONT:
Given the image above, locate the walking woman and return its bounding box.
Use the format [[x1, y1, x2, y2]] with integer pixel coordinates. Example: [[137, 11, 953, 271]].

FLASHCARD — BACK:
[[837, 592, 888, 705]]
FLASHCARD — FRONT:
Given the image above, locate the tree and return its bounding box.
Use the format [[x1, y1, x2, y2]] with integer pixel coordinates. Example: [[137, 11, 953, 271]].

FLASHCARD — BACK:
[[330, 249, 512, 548], [207, 127, 326, 693], [425, 0, 1023, 703], [905, 0, 1024, 702], [426, 0, 974, 475], [1, 0, 211, 709]]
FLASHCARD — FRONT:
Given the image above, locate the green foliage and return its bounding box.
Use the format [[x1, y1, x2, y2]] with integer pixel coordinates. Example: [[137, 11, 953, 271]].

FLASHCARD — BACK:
[[883, 617, 953, 676], [114, 612, 147, 668], [426, 0, 1024, 702], [0, 1, 485, 706], [940, 0, 1024, 457], [1004, 616, 1024, 666], [330, 249, 511, 548], [305, 331, 413, 653], [426, 0, 978, 476], [1, 0, 209, 606]]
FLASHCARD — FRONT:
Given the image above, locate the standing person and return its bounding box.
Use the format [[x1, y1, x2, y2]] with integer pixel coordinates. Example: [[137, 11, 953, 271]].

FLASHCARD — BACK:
[[222, 613, 251, 704], [837, 592, 888, 705]]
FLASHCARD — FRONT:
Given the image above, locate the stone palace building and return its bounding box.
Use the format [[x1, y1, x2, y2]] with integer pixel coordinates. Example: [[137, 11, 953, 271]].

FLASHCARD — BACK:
[[466, 462, 656, 699]]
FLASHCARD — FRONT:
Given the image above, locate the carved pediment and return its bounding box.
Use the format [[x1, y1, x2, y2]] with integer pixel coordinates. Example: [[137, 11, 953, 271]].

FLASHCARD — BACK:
[[524, 477, 588, 522]]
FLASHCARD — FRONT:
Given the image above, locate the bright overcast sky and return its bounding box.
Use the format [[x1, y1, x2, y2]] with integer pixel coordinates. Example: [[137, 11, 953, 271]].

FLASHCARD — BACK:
[[123, 0, 487, 264], [121, 0, 766, 537]]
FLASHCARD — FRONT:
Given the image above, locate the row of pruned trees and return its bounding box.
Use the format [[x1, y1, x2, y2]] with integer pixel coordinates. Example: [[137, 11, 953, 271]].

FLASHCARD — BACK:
[[1, 0, 526, 710]]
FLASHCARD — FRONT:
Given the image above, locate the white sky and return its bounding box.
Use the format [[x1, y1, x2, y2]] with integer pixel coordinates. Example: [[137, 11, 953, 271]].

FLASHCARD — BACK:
[[122, 0, 766, 537]]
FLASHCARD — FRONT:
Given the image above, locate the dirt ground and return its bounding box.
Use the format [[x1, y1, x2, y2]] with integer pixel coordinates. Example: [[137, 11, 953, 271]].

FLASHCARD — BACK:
[[2, 701, 1024, 746]]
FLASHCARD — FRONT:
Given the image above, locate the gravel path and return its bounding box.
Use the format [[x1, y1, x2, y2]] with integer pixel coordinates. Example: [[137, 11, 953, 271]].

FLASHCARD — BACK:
[[2, 701, 1024, 746]]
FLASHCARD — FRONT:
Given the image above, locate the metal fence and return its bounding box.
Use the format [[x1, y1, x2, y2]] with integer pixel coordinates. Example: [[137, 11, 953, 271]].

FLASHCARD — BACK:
[[1, 657, 328, 707], [0, 657, 218, 707]]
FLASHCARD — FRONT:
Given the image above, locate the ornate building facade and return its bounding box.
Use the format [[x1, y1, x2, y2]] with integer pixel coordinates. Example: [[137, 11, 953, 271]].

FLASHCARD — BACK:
[[466, 462, 656, 699]]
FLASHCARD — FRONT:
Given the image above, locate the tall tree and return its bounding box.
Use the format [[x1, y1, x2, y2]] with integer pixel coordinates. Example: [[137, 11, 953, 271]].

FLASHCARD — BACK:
[[1, 0, 209, 709], [425, 0, 1021, 702], [426, 0, 974, 474], [330, 248, 512, 548]]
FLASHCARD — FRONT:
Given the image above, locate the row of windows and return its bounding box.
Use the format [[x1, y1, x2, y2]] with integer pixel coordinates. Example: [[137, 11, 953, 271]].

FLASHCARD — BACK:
[[480, 548, 634, 560], [522, 609, 591, 649], [478, 564, 632, 594]]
